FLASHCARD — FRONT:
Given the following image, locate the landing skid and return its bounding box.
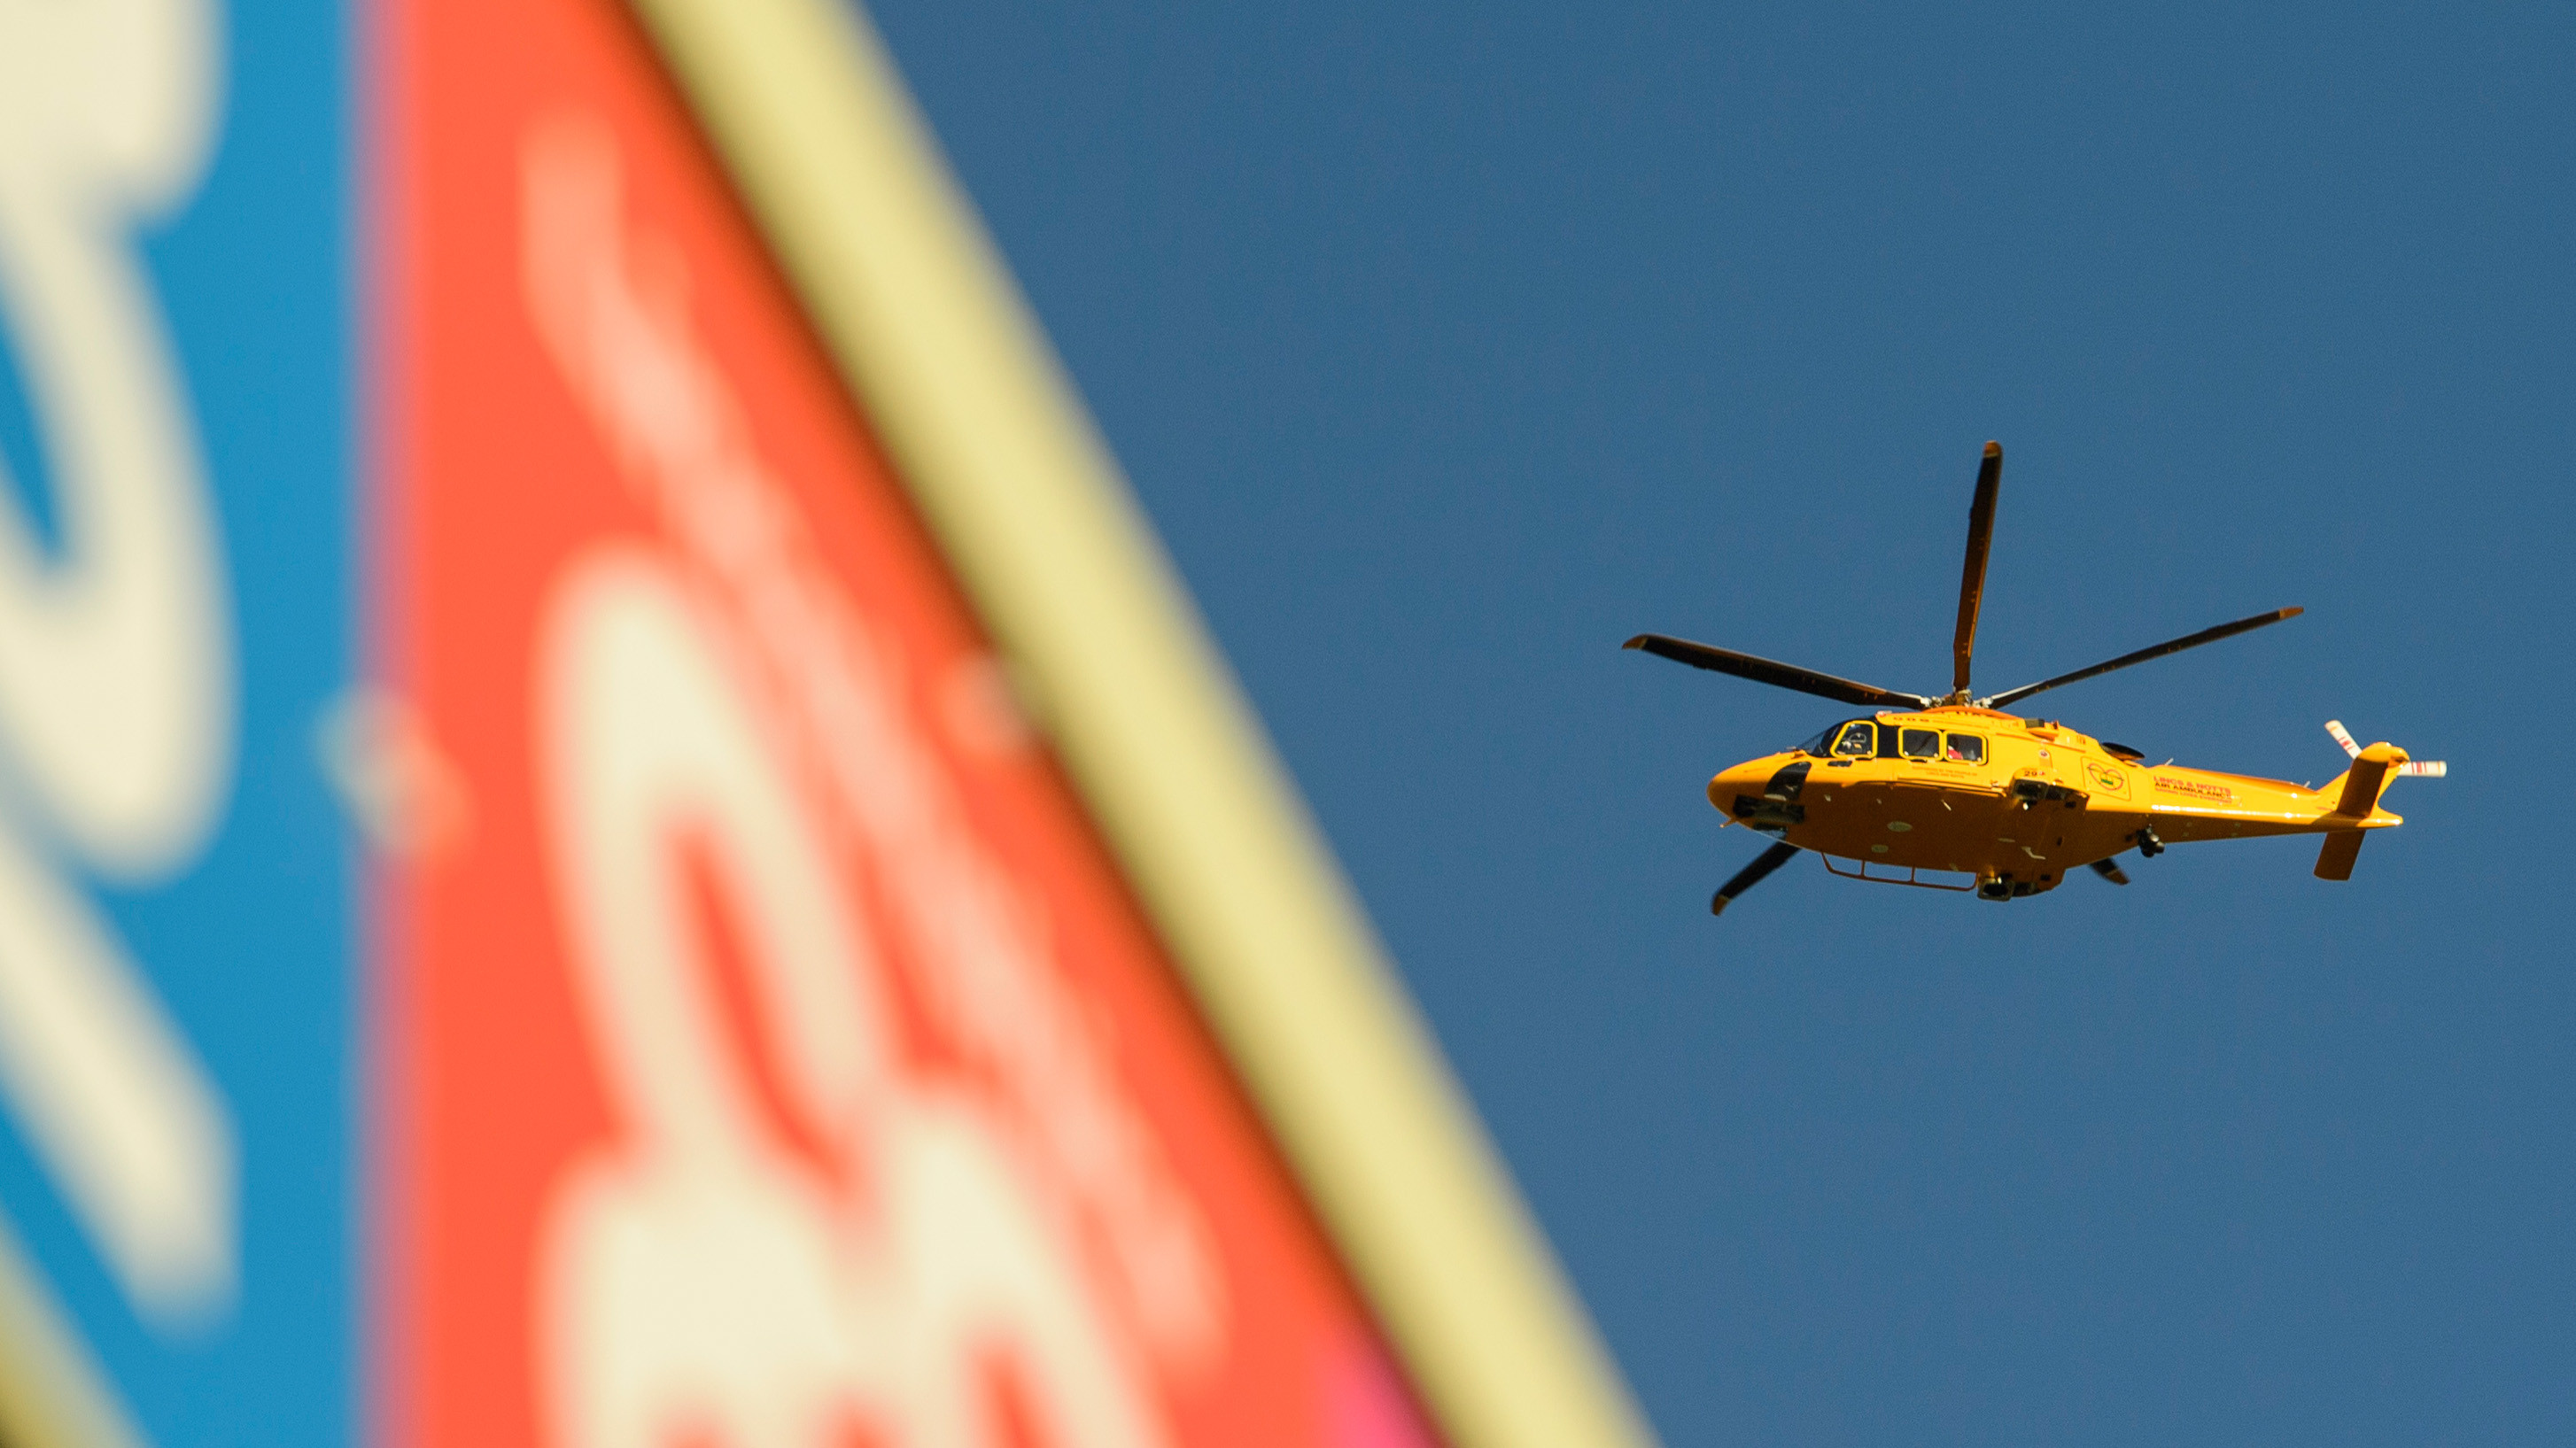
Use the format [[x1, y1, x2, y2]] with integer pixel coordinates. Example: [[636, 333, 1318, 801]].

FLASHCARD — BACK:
[[1817, 855, 1977, 893]]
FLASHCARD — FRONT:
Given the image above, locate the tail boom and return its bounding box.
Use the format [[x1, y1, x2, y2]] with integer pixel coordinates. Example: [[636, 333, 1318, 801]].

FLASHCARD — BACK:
[[2119, 728, 2431, 884]]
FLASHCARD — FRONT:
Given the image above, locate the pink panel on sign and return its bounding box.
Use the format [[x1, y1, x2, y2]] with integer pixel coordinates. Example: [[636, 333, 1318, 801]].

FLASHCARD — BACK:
[[372, 1, 1444, 1445]]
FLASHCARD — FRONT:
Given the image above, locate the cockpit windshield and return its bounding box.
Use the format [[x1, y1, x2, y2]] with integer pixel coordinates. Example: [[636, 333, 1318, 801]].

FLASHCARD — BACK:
[[1830, 721, 1877, 757], [1798, 719, 1882, 756]]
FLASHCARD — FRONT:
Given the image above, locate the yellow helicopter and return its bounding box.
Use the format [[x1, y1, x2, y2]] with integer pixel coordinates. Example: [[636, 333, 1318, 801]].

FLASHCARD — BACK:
[[1627, 442, 2443, 915]]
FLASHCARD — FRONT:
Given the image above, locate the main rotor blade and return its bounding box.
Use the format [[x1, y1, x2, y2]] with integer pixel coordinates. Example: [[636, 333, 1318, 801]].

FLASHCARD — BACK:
[[1712, 841, 1802, 916], [1979, 606, 2304, 711], [1952, 441, 2003, 698], [1624, 634, 1936, 710]]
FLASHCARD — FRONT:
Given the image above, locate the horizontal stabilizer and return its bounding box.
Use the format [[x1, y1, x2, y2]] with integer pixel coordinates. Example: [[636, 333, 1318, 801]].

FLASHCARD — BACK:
[[2316, 831, 2365, 881]]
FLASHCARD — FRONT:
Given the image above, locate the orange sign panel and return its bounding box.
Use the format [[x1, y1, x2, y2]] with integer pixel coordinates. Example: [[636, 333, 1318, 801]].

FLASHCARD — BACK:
[[377, 2, 1436, 1443]]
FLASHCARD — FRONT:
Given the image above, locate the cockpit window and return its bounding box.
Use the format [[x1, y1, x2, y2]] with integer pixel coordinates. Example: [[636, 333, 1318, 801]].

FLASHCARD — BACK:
[[1945, 732, 1986, 764], [1795, 725, 1835, 755], [1831, 721, 1876, 757], [1900, 728, 1941, 759]]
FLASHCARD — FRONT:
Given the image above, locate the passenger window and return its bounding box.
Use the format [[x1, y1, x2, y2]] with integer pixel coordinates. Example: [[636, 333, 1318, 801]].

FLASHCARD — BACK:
[[1944, 732, 1985, 764], [1832, 722, 1876, 756], [1900, 728, 1941, 759]]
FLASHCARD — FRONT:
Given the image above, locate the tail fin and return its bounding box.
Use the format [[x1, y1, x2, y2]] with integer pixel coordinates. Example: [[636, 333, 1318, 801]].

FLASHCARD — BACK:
[[2313, 721, 2446, 880], [2313, 747, 2395, 879], [2316, 831, 2364, 880], [2330, 741, 2405, 817]]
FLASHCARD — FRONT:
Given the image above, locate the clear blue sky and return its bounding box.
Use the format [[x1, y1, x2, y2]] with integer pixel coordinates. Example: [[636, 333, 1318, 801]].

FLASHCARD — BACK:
[[866, 4, 2571, 1443]]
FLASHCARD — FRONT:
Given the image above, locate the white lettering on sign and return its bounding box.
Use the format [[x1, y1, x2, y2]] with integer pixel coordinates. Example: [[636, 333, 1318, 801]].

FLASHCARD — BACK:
[[521, 117, 1226, 1442], [534, 551, 1167, 1448], [0, 0, 238, 1327]]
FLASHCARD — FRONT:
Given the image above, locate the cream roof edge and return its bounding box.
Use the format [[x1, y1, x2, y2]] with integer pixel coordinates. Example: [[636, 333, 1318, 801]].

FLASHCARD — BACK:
[[0, 1214, 145, 1448], [617, 1, 1658, 1444]]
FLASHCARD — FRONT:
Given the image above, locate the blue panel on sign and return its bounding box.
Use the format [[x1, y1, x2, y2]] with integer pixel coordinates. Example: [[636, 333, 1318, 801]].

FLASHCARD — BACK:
[[0, 309, 64, 556], [0, 0, 352, 1442]]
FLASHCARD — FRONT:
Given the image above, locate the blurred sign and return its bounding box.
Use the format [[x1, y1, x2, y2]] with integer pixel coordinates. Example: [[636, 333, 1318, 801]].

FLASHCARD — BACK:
[[0, 0, 353, 1442], [377, 0, 1435, 1444], [0, 3, 1635, 1444]]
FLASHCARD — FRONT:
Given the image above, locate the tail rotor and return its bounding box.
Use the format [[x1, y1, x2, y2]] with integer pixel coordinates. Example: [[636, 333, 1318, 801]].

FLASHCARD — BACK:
[[2314, 720, 2445, 880], [2327, 719, 2446, 778]]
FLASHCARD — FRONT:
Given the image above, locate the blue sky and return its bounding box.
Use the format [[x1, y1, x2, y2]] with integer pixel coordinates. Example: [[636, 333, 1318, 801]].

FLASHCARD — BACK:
[[865, 4, 2572, 1443]]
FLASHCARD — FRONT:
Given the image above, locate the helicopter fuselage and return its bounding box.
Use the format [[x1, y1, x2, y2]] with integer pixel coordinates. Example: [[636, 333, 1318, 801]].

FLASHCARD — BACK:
[[1707, 705, 2401, 900]]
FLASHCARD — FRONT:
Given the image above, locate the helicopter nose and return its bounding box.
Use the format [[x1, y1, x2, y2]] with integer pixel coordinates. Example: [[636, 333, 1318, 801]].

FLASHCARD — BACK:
[[1707, 758, 1784, 815]]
